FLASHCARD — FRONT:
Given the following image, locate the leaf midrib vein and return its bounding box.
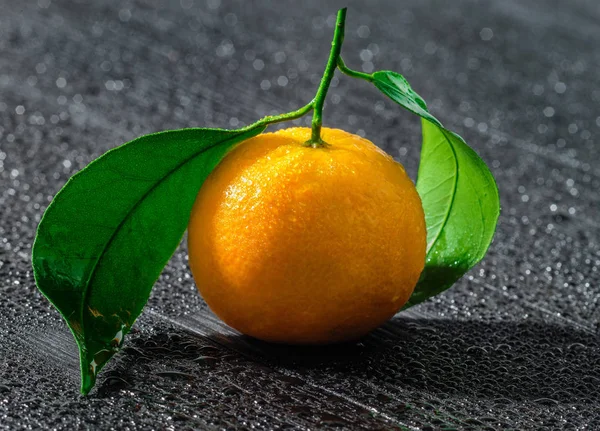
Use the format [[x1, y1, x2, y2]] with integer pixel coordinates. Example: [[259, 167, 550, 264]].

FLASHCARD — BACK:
[[425, 126, 460, 254]]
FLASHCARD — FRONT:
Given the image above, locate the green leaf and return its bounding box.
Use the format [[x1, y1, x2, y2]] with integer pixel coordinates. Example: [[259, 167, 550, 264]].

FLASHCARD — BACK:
[[370, 70, 500, 308], [371, 71, 443, 128], [32, 125, 265, 394], [408, 121, 500, 307]]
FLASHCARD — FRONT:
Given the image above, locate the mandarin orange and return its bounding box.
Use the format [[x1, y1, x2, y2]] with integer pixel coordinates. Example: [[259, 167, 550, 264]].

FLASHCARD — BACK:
[[188, 127, 426, 344]]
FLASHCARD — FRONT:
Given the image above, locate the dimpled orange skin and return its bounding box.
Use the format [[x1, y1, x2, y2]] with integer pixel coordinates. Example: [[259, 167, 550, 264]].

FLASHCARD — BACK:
[[188, 127, 426, 344]]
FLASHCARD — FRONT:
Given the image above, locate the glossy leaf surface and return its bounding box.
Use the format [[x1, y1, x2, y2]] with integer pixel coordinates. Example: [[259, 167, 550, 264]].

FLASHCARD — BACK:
[[32, 126, 265, 394], [370, 70, 500, 308], [372, 70, 442, 128], [409, 121, 500, 307]]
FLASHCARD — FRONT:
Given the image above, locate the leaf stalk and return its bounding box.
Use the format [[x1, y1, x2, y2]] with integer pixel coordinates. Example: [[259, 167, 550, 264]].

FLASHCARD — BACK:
[[241, 101, 314, 132], [337, 56, 374, 82]]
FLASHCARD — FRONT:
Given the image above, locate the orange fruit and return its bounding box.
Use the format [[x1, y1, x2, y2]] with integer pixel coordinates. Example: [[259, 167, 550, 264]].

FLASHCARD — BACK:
[[187, 127, 426, 344]]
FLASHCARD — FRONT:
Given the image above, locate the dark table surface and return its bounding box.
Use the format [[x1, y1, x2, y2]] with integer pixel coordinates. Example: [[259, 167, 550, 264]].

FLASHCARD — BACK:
[[1, 0, 599, 430]]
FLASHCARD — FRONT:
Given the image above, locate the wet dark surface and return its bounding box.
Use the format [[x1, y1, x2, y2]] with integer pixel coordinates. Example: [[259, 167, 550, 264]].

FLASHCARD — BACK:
[[1, 0, 600, 429]]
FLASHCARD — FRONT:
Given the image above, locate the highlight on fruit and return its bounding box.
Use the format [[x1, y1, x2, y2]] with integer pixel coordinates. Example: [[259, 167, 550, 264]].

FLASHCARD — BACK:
[[31, 8, 500, 395]]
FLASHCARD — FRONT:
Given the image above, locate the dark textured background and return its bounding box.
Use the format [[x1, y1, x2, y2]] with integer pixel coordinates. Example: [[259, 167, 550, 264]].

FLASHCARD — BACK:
[[1, 0, 599, 429]]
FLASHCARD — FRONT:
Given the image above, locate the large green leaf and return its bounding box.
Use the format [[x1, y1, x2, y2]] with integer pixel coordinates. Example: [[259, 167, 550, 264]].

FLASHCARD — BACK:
[[370, 70, 500, 308], [32, 126, 265, 394], [408, 121, 499, 307]]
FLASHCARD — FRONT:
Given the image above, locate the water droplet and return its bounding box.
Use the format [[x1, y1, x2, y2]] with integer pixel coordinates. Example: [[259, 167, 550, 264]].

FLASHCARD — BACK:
[[357, 25, 370, 38], [480, 27, 493, 41]]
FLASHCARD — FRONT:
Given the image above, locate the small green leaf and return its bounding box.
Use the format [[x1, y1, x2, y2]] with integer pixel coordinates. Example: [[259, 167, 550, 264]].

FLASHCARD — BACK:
[[371, 71, 442, 128], [32, 125, 265, 394], [370, 70, 500, 308]]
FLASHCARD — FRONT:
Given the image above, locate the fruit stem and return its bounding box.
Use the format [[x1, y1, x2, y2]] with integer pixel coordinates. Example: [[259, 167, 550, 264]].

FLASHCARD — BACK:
[[242, 8, 349, 139], [337, 57, 374, 82], [308, 8, 347, 147]]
